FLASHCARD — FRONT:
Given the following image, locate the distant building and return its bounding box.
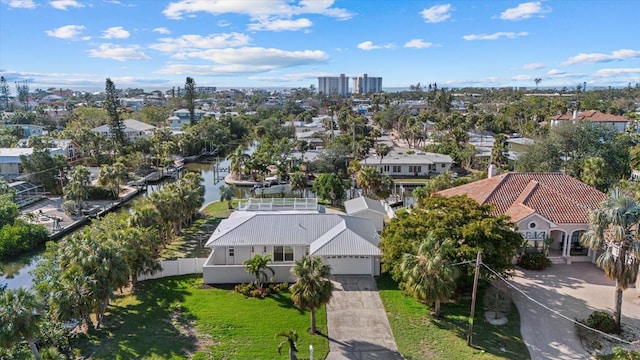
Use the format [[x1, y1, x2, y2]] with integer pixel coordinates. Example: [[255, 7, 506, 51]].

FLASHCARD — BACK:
[[549, 110, 630, 133], [195, 86, 217, 95], [168, 108, 207, 129], [362, 150, 453, 177], [92, 119, 156, 142], [318, 74, 349, 97], [352, 74, 382, 94]]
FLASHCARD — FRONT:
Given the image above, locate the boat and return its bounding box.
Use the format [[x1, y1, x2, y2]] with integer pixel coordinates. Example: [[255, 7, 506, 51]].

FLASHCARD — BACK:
[[251, 178, 292, 196]]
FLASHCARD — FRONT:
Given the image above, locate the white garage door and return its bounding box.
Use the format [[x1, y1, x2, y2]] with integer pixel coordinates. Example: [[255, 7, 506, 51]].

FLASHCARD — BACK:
[[324, 256, 372, 275]]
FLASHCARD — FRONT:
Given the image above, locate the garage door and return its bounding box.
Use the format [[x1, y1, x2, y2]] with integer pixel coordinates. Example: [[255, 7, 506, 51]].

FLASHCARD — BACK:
[[323, 256, 372, 275]]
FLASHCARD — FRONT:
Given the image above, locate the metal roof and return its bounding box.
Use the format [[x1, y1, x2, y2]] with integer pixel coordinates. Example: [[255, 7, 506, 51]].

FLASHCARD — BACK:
[[206, 213, 380, 256], [344, 196, 386, 216]]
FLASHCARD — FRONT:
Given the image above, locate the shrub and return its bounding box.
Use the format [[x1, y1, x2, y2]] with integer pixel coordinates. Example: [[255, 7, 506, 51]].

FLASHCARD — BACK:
[[585, 311, 617, 334], [279, 282, 289, 292], [87, 186, 117, 200], [61, 200, 78, 216], [518, 252, 552, 270], [0, 220, 48, 259], [235, 282, 286, 298]]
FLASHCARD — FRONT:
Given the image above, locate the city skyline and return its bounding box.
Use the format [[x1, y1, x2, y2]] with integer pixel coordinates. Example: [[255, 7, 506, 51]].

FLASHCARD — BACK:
[[0, 0, 639, 92]]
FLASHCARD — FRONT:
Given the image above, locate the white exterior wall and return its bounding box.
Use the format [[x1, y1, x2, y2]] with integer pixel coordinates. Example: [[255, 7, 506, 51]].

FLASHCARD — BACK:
[[376, 161, 451, 177], [203, 264, 296, 284], [0, 163, 20, 176]]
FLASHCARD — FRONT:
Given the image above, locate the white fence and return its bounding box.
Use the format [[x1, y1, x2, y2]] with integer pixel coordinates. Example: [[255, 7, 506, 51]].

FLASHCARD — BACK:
[[138, 258, 208, 281]]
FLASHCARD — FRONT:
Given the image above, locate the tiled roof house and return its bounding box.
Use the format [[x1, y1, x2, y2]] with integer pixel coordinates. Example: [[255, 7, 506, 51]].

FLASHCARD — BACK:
[[550, 110, 629, 133], [436, 172, 607, 264]]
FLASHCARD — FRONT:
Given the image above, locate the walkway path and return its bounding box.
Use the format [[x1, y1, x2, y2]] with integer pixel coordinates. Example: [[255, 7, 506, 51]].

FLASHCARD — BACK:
[[509, 263, 640, 360], [325, 276, 403, 359]]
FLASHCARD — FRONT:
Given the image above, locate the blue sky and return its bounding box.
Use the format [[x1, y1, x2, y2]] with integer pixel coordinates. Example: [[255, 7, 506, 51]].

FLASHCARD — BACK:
[[0, 0, 639, 92]]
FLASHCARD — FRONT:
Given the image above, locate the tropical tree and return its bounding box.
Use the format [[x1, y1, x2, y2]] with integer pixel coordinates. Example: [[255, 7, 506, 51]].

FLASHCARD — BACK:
[[400, 235, 459, 317], [104, 78, 127, 152], [289, 171, 307, 197], [219, 184, 235, 209], [0, 288, 43, 360], [491, 134, 509, 168], [185, 76, 197, 126], [98, 162, 127, 198], [243, 254, 274, 289], [227, 146, 248, 179], [276, 329, 299, 360], [312, 173, 345, 207], [581, 188, 640, 332], [290, 256, 333, 334], [375, 143, 391, 165], [64, 165, 91, 210]]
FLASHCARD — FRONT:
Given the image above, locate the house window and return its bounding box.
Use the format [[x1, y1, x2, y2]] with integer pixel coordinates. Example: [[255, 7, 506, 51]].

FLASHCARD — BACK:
[[274, 246, 294, 262], [382, 165, 389, 172], [409, 166, 421, 173], [228, 247, 234, 257], [441, 163, 446, 168], [529, 222, 536, 229], [392, 165, 401, 173]]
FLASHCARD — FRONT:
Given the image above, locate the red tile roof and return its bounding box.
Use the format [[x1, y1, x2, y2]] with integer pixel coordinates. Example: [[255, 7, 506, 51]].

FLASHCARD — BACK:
[[550, 110, 628, 122], [435, 173, 606, 224]]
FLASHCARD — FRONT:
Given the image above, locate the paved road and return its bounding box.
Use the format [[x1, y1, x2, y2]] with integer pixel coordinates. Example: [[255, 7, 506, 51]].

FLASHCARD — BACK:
[[509, 263, 640, 360], [325, 276, 404, 360]]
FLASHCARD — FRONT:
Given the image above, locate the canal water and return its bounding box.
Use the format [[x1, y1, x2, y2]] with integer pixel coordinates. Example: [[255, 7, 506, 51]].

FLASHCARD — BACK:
[[0, 159, 249, 290]]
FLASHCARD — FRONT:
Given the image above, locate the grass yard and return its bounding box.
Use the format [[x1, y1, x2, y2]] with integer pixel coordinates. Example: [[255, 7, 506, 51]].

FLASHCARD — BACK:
[[377, 274, 529, 360], [75, 274, 329, 359]]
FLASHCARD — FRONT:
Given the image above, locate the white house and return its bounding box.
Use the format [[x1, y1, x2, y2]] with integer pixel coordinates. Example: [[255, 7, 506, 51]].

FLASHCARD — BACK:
[[92, 119, 156, 142], [0, 147, 65, 179], [344, 196, 387, 232], [363, 150, 453, 177], [203, 209, 381, 284], [168, 109, 206, 129], [549, 110, 629, 133]]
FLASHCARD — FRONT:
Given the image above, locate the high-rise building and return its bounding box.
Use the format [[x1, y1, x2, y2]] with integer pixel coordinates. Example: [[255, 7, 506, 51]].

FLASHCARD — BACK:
[[317, 74, 349, 97], [352, 73, 382, 94]]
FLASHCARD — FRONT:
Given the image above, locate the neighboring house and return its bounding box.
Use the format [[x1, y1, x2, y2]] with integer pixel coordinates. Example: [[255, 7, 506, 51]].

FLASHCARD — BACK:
[[363, 150, 453, 177], [435, 172, 606, 264], [168, 108, 206, 129], [92, 119, 156, 142], [203, 207, 381, 284], [549, 110, 629, 133], [5, 124, 46, 138], [344, 196, 387, 232], [51, 139, 82, 162], [0, 147, 65, 179]]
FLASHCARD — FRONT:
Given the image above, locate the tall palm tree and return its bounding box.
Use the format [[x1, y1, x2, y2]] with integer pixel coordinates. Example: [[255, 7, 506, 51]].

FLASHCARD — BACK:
[[400, 235, 459, 317], [276, 329, 299, 360], [289, 172, 307, 197], [227, 146, 248, 179], [375, 143, 391, 166], [219, 184, 235, 209], [0, 288, 42, 360], [290, 256, 333, 334], [581, 188, 640, 332], [64, 165, 91, 210], [243, 254, 275, 289]]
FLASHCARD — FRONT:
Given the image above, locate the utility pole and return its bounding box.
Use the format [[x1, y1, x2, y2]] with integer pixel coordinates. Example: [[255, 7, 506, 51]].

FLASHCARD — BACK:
[[467, 251, 481, 346]]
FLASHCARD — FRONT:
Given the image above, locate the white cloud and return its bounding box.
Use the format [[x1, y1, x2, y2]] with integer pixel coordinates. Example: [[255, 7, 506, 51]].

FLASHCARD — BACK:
[[173, 47, 329, 68], [420, 4, 451, 23], [248, 18, 312, 31], [512, 74, 533, 81], [522, 63, 544, 70], [217, 19, 231, 27], [500, 1, 550, 21], [153, 27, 171, 35], [3, 0, 35, 8], [462, 31, 528, 41], [562, 49, 640, 66], [357, 41, 394, 51], [49, 0, 84, 10], [547, 69, 565, 75], [404, 39, 433, 49], [88, 44, 150, 61], [249, 71, 326, 83], [102, 26, 130, 39], [162, 0, 353, 23], [594, 68, 640, 77], [149, 33, 251, 53], [45, 25, 86, 39]]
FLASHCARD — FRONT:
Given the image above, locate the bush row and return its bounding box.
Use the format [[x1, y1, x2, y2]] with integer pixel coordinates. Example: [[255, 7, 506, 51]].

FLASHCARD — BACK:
[[0, 220, 49, 259], [234, 282, 289, 299]]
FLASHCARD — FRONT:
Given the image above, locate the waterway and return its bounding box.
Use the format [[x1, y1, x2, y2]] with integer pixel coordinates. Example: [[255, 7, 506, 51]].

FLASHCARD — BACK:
[[0, 158, 247, 290]]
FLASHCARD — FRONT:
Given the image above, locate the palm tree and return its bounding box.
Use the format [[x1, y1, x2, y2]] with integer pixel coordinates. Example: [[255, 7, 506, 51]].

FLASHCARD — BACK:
[[534, 78, 542, 90], [581, 188, 640, 332], [357, 166, 380, 197], [276, 329, 299, 360], [290, 256, 333, 334], [219, 184, 235, 209], [64, 165, 91, 210], [0, 288, 43, 360], [400, 235, 459, 317], [227, 146, 248, 179], [375, 143, 391, 166], [243, 254, 275, 289], [289, 172, 307, 197]]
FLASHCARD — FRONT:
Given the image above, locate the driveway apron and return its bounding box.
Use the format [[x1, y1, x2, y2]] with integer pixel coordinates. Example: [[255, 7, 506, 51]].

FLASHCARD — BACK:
[[325, 275, 403, 360]]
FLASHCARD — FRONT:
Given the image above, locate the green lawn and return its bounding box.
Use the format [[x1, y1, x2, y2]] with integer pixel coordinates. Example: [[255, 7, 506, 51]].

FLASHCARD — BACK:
[[377, 274, 529, 360], [75, 275, 329, 360]]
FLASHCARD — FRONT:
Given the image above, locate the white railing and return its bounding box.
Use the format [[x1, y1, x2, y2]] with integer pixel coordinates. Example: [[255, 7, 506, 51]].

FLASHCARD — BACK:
[[137, 258, 208, 281], [237, 197, 318, 211]]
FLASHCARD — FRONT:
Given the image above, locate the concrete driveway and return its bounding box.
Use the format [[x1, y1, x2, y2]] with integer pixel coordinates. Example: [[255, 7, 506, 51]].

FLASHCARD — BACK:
[[325, 276, 404, 360], [509, 263, 640, 360]]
